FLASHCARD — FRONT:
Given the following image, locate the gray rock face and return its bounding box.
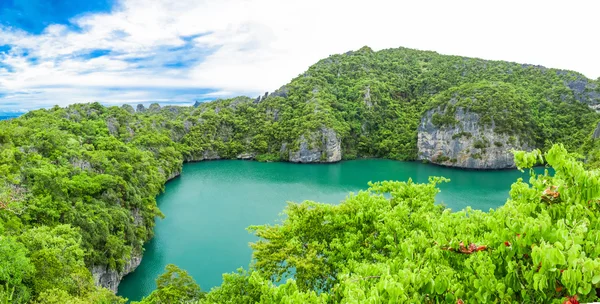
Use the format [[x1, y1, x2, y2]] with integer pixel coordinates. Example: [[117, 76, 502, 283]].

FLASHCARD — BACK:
[[126, 126, 135, 137], [183, 120, 193, 132], [417, 108, 530, 169], [269, 85, 289, 99], [184, 150, 221, 162], [167, 170, 181, 181], [131, 208, 144, 226], [70, 158, 92, 171], [289, 127, 342, 163], [280, 142, 288, 158], [364, 86, 373, 108], [236, 152, 256, 160], [565, 78, 600, 110], [92, 252, 142, 293], [136, 104, 146, 113], [593, 122, 600, 139], [70, 158, 92, 172], [266, 108, 280, 121], [106, 117, 119, 136], [228, 97, 249, 110], [202, 150, 221, 160]]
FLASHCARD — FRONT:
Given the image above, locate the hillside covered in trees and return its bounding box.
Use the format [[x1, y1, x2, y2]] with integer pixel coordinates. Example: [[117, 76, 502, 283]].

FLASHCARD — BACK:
[[1, 46, 600, 303], [188, 47, 600, 167]]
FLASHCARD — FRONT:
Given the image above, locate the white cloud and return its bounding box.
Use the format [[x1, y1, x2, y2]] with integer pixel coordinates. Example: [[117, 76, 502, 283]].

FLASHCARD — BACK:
[[0, 0, 599, 111]]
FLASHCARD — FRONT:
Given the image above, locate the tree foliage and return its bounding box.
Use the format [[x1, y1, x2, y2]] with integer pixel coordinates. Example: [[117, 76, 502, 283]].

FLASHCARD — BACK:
[[133, 264, 204, 304], [198, 145, 600, 303], [0, 46, 599, 302]]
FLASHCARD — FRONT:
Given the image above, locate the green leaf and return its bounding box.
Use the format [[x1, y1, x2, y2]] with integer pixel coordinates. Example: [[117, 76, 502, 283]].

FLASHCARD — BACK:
[[435, 278, 448, 295]]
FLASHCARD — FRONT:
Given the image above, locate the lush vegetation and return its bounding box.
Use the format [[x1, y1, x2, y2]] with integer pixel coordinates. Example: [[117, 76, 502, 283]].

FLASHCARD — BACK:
[[132, 265, 204, 304], [0, 104, 188, 303], [428, 81, 598, 151], [1, 46, 600, 303], [142, 145, 600, 304], [429, 82, 536, 142], [261, 46, 599, 159], [169, 46, 600, 162]]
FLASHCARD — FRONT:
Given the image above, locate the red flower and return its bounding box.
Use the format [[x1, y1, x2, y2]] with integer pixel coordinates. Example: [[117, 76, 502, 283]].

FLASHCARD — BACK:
[[563, 295, 579, 304]]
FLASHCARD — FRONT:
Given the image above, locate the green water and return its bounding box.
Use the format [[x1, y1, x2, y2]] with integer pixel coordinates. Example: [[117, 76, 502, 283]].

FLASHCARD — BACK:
[[117, 159, 539, 301]]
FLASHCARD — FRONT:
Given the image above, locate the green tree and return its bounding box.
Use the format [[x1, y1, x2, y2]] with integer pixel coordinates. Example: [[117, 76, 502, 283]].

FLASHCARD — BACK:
[[34, 288, 125, 304], [134, 264, 203, 304], [0, 45, 599, 302], [0, 236, 34, 303], [241, 145, 600, 303], [18, 225, 93, 297]]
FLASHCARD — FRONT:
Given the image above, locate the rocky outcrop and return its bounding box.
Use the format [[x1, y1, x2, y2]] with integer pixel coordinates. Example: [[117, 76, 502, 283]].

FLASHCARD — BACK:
[[70, 158, 92, 172], [266, 108, 280, 121], [92, 252, 142, 293], [121, 104, 135, 114], [269, 85, 289, 99], [593, 122, 600, 139], [163, 106, 181, 114], [167, 170, 181, 181], [184, 150, 221, 162], [106, 117, 119, 136], [289, 127, 342, 163], [364, 86, 373, 108], [565, 78, 600, 110], [183, 120, 193, 132], [418, 108, 530, 169], [148, 103, 162, 113], [228, 97, 251, 110], [236, 152, 255, 160], [92, 206, 147, 292], [131, 207, 144, 226], [136, 104, 146, 113]]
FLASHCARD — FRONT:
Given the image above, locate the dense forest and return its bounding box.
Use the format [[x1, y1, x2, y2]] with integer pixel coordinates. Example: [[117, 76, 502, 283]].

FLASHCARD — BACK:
[[1, 46, 600, 303], [184, 46, 599, 162]]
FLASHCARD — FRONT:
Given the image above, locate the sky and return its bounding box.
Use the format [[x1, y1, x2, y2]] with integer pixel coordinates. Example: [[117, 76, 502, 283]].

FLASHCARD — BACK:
[[0, 0, 599, 113]]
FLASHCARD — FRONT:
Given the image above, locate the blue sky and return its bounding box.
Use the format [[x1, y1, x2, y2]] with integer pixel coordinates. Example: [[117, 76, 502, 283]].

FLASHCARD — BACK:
[[0, 0, 599, 113], [0, 0, 114, 34]]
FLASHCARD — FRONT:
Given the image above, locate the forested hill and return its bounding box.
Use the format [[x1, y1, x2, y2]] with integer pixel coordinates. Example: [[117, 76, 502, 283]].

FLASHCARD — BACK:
[[249, 46, 600, 168], [163, 46, 598, 168], [1, 46, 600, 303]]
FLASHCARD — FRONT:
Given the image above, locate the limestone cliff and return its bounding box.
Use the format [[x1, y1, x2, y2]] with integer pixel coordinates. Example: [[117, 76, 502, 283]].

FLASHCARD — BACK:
[[167, 170, 181, 181], [418, 108, 530, 169], [564, 76, 600, 111], [288, 127, 342, 163], [184, 150, 221, 162], [92, 253, 142, 293], [91, 206, 147, 292], [236, 152, 256, 160], [593, 122, 600, 139]]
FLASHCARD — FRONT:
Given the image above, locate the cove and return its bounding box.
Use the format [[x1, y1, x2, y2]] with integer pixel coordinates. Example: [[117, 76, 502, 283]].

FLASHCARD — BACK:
[[117, 159, 541, 301]]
